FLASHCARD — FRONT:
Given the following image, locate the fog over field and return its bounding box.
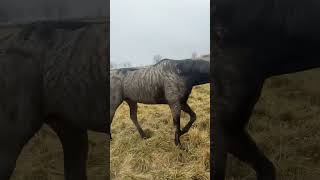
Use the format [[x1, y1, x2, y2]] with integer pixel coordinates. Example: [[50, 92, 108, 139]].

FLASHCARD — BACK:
[[111, 0, 210, 66]]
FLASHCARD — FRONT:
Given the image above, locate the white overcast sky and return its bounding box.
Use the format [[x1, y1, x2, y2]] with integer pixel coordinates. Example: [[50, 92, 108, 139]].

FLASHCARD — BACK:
[[111, 0, 210, 66]]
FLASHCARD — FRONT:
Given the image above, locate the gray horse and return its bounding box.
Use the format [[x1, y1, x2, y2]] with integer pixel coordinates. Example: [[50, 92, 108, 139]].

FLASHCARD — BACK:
[[110, 59, 209, 146]]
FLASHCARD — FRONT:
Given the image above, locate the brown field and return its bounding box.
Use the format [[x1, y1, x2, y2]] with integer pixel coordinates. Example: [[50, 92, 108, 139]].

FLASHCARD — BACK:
[[111, 84, 210, 180], [227, 69, 320, 180]]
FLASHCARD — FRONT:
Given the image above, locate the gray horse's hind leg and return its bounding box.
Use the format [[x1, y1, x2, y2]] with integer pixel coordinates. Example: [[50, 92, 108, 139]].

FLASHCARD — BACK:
[[48, 121, 88, 180], [110, 102, 121, 140], [180, 103, 196, 135], [127, 101, 147, 139], [110, 100, 123, 139], [169, 102, 182, 146], [109, 110, 115, 140], [110, 81, 124, 140]]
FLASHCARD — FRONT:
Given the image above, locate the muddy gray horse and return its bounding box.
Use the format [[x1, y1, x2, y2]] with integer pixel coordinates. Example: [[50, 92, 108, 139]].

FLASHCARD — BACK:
[[0, 20, 108, 180], [110, 59, 209, 146], [212, 1, 320, 180]]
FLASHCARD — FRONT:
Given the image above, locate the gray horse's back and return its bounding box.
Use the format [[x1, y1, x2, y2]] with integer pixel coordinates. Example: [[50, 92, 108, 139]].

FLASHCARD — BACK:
[[123, 68, 167, 104], [122, 60, 186, 104]]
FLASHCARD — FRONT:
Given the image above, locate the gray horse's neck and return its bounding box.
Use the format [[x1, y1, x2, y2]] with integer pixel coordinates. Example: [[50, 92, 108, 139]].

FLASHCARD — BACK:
[[178, 60, 210, 86]]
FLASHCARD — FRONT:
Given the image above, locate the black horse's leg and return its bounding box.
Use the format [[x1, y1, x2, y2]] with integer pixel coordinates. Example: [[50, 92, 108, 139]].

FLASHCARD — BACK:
[[127, 101, 147, 139], [229, 130, 276, 180], [180, 103, 196, 135], [0, 97, 42, 179], [0, 147, 21, 179], [212, 58, 275, 180], [0, 121, 42, 179], [0, 130, 41, 179], [169, 102, 182, 146], [48, 121, 88, 180], [212, 124, 227, 179]]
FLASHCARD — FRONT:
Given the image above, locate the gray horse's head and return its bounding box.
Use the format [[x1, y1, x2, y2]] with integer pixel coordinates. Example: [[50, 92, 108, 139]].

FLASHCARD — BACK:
[[176, 59, 210, 85]]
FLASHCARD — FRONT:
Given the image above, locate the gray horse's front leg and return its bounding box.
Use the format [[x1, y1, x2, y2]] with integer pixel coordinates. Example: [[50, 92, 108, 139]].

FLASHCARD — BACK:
[[127, 101, 147, 139], [181, 103, 196, 135], [169, 102, 182, 146]]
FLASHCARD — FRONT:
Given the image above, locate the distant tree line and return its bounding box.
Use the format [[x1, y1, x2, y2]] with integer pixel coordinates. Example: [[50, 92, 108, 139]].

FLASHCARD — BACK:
[[110, 52, 209, 69], [152, 51, 207, 64], [110, 61, 132, 69]]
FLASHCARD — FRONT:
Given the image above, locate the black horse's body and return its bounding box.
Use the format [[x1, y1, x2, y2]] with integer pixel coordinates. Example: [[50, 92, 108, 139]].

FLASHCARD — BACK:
[[212, 1, 320, 180], [0, 21, 108, 180], [110, 59, 209, 145]]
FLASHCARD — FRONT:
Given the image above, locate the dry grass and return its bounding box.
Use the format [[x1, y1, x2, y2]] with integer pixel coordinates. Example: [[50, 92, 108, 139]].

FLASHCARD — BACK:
[[10, 126, 109, 180], [111, 84, 210, 180], [226, 69, 320, 180]]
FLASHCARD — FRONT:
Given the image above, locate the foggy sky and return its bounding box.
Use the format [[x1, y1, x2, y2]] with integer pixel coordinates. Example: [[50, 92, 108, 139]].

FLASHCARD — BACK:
[[111, 0, 210, 66], [0, 0, 108, 23]]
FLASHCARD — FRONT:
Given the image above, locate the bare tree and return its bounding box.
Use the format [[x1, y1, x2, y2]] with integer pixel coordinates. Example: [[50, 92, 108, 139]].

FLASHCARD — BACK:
[[110, 62, 117, 69], [192, 52, 198, 60], [121, 61, 132, 68], [153, 54, 162, 64]]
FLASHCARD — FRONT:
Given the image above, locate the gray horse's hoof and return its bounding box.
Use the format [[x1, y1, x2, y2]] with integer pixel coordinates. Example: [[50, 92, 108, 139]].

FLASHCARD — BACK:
[[141, 134, 149, 139]]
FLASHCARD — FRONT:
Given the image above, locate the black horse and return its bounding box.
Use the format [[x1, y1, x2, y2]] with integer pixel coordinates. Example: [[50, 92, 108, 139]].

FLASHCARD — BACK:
[[212, 1, 320, 180], [110, 59, 209, 146], [0, 20, 108, 180]]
